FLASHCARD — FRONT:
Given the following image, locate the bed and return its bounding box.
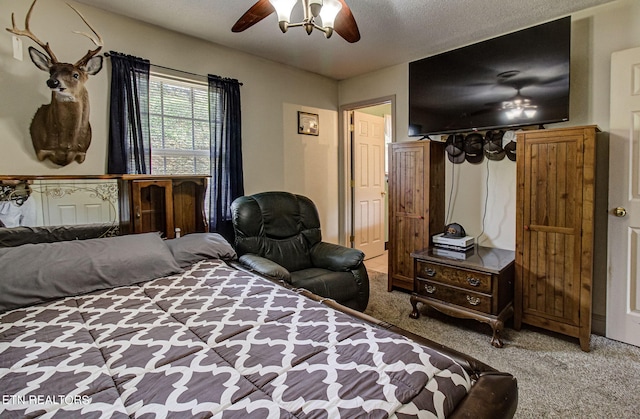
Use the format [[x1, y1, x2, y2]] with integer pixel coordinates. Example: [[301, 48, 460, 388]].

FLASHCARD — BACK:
[[0, 228, 517, 418]]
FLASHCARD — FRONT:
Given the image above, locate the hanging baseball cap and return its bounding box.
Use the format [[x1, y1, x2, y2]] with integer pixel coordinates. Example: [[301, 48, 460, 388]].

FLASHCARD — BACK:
[[503, 130, 517, 161], [443, 222, 467, 238], [445, 134, 465, 164], [464, 133, 484, 164], [483, 130, 505, 161]]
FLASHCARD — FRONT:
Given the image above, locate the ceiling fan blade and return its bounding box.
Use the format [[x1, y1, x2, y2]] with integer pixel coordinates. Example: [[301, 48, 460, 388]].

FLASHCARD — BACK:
[[334, 0, 360, 43], [232, 0, 275, 33]]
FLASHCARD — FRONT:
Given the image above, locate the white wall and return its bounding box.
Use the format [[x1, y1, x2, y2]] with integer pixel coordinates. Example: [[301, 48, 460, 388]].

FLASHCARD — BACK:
[[282, 103, 340, 243], [338, 0, 640, 252], [0, 0, 341, 242]]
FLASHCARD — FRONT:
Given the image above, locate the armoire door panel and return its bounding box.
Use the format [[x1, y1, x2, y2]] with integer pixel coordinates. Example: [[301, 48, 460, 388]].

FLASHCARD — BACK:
[[521, 133, 583, 328], [522, 230, 578, 325], [391, 215, 425, 281], [391, 150, 422, 216], [524, 140, 581, 230]]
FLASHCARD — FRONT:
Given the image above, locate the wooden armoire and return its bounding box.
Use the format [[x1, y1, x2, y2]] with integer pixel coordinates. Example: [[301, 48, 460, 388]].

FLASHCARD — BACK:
[[387, 140, 445, 291], [514, 125, 606, 352]]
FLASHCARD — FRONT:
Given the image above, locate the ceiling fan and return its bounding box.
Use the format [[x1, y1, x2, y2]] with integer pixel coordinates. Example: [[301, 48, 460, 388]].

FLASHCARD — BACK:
[[232, 0, 361, 43]]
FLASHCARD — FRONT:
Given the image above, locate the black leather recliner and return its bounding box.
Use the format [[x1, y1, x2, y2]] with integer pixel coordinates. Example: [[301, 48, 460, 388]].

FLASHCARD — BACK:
[[230, 191, 369, 312]]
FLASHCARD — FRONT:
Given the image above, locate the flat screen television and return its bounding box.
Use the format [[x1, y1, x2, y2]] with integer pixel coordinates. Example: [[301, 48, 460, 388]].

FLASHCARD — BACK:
[[408, 17, 571, 137]]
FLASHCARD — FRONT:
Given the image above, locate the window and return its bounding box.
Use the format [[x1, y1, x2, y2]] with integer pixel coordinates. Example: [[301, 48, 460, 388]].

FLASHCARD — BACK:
[[147, 74, 210, 175]]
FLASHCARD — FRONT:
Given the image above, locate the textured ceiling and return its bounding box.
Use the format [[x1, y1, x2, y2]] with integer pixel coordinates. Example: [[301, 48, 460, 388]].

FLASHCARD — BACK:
[[75, 0, 617, 80]]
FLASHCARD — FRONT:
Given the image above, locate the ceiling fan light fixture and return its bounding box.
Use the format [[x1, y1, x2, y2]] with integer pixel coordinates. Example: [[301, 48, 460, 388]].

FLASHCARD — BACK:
[[309, 0, 323, 17], [319, 0, 342, 30], [270, 0, 298, 31]]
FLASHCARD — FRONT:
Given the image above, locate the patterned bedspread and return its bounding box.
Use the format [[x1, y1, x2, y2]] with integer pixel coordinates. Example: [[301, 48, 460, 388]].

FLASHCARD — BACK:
[[0, 259, 471, 418]]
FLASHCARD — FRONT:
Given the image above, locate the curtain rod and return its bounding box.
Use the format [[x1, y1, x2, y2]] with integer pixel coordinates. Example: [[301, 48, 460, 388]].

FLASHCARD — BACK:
[[104, 52, 243, 85]]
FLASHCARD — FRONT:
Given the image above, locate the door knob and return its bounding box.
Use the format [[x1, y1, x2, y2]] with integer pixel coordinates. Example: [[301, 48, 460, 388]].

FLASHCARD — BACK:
[[614, 207, 627, 217]]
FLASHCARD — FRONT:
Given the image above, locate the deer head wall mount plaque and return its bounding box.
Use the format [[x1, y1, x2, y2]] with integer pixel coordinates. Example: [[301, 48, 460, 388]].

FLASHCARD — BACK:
[[6, 0, 104, 166]]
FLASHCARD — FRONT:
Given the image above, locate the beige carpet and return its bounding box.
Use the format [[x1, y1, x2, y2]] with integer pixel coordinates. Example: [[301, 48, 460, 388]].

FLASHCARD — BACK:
[[364, 270, 640, 418]]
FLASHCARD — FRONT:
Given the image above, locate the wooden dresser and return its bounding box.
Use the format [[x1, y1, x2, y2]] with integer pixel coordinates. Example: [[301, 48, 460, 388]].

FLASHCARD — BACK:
[[410, 246, 515, 347]]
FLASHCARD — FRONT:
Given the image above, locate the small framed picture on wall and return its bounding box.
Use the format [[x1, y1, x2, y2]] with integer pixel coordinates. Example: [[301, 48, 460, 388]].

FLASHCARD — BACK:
[[298, 111, 319, 136]]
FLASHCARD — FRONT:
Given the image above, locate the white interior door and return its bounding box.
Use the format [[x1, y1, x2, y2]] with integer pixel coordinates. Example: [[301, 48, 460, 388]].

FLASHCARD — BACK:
[[607, 46, 640, 347], [353, 110, 385, 259]]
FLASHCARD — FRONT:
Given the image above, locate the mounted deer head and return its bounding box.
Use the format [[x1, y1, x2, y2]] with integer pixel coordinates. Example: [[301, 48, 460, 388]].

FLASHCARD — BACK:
[[6, 0, 103, 166]]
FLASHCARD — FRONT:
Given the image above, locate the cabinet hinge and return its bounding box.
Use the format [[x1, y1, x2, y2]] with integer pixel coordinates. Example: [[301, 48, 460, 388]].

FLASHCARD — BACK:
[[349, 124, 354, 132], [349, 235, 355, 243]]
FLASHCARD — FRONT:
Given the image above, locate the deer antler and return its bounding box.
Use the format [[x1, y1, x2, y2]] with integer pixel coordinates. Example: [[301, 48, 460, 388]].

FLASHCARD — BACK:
[[66, 3, 104, 67], [5, 0, 58, 63]]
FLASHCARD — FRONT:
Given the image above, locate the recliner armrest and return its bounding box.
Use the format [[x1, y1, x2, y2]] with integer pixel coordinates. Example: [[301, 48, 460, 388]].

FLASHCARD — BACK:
[[238, 254, 291, 282], [310, 242, 364, 271]]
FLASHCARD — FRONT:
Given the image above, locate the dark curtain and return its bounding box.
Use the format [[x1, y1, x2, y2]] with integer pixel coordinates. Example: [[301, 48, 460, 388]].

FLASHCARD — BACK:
[[107, 51, 151, 174], [208, 75, 244, 241]]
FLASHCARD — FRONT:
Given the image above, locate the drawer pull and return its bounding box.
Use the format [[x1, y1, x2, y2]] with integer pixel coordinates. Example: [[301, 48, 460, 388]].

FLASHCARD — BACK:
[[424, 285, 436, 294], [424, 268, 436, 277], [467, 277, 481, 287], [466, 295, 481, 306]]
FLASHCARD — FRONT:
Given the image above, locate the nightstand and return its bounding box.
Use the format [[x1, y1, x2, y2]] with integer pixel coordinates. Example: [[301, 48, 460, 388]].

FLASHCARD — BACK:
[[410, 246, 515, 348]]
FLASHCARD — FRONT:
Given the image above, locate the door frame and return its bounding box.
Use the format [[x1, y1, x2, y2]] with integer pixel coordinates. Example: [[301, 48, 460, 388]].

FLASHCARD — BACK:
[[338, 95, 395, 247]]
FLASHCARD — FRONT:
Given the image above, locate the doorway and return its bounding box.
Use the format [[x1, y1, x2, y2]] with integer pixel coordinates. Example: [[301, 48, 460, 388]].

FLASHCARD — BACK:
[[339, 96, 394, 260]]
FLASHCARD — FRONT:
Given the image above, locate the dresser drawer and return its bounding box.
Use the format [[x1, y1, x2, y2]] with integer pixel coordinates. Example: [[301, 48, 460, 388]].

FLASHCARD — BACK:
[[415, 260, 492, 293], [416, 278, 492, 314]]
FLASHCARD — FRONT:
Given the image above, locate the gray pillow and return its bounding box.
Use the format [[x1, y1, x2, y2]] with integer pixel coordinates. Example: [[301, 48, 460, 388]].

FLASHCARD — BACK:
[[0, 233, 182, 313], [165, 233, 237, 267]]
